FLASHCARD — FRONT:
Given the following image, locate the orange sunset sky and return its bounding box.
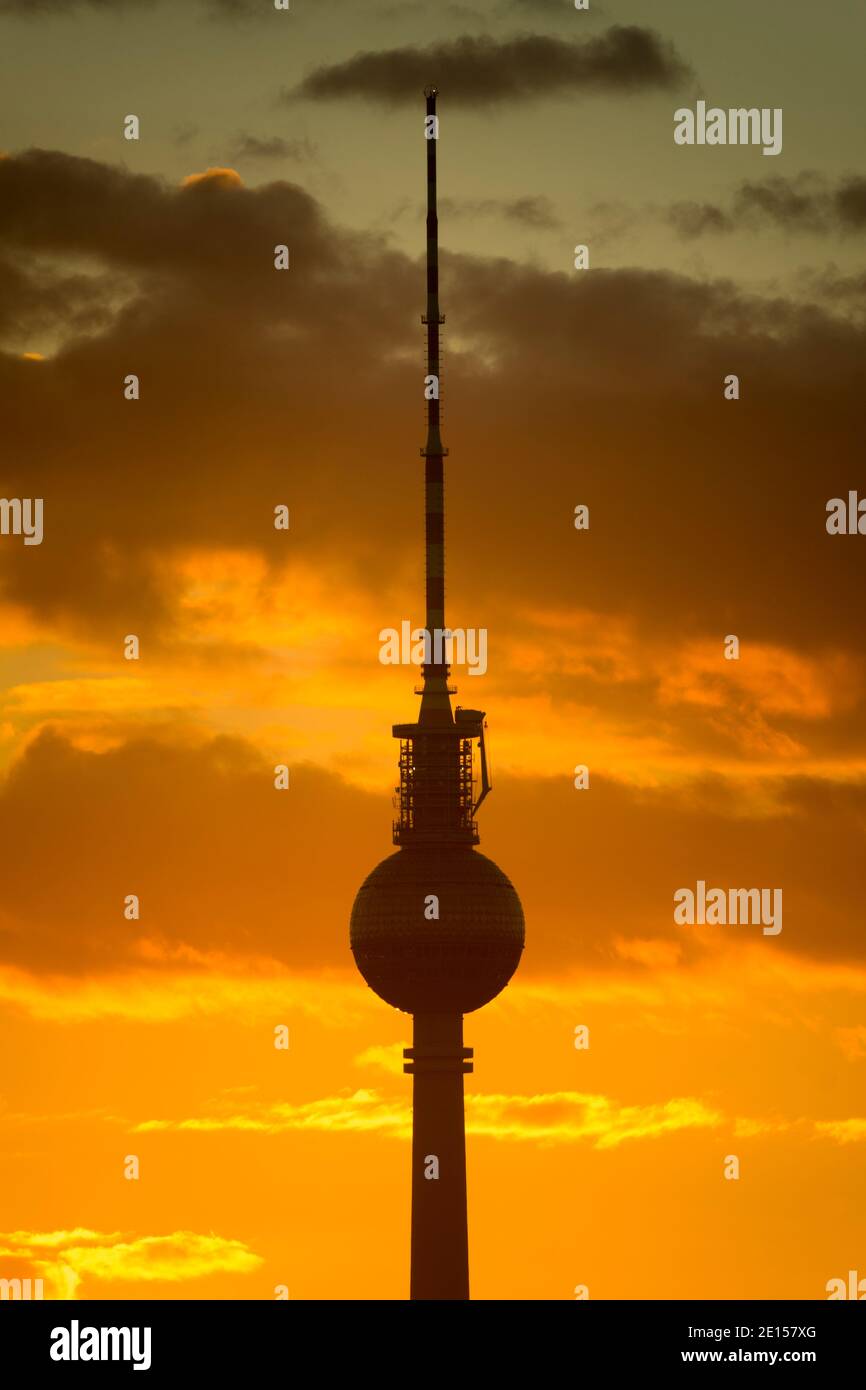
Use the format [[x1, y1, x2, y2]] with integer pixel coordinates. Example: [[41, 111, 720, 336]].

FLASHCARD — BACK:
[[0, 0, 865, 1300]]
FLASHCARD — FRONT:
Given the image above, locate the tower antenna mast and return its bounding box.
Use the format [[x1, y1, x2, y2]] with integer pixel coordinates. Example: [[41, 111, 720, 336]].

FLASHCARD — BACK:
[[420, 85, 450, 727]]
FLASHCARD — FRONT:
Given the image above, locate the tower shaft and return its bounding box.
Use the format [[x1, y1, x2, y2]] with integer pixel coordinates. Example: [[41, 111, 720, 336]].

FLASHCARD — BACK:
[[404, 1012, 472, 1299]]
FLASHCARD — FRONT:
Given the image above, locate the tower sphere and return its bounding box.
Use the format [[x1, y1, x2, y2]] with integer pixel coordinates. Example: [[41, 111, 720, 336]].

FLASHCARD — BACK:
[[350, 846, 525, 1015]]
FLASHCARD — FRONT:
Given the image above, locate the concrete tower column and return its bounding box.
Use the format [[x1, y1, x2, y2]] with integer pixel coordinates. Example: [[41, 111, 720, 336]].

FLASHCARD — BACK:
[[404, 1012, 474, 1300]]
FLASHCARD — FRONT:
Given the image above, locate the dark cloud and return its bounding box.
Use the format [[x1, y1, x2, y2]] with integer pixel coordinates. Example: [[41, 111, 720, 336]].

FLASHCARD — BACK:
[[440, 194, 561, 229], [0, 148, 340, 300], [0, 255, 122, 340], [488, 774, 866, 970], [230, 133, 317, 164], [667, 201, 734, 238], [0, 0, 156, 13], [1, 729, 863, 976], [378, 0, 607, 16], [834, 177, 866, 227], [172, 122, 199, 148], [739, 174, 866, 232], [737, 176, 838, 234], [0, 148, 864, 979], [0, 148, 415, 638], [808, 266, 866, 305], [0, 146, 864, 662], [503, 0, 600, 13], [669, 173, 866, 239], [292, 27, 693, 108], [0, 729, 384, 975], [0, 0, 264, 14]]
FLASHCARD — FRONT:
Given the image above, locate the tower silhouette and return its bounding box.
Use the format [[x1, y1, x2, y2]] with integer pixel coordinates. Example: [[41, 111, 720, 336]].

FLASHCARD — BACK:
[[350, 89, 525, 1302]]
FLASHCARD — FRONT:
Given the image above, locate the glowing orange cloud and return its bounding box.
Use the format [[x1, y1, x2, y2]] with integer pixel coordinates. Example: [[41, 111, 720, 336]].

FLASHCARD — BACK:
[[0, 1229, 262, 1300]]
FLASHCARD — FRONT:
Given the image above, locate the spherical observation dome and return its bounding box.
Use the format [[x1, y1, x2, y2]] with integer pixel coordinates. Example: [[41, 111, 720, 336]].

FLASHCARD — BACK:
[[350, 847, 524, 1014]]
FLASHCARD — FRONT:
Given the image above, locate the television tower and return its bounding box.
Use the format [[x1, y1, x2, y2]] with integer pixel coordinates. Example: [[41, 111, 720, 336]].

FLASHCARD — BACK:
[[350, 89, 525, 1301]]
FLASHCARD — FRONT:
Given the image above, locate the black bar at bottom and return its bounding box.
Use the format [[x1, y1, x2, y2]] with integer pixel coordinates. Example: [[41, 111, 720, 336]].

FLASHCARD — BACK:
[[0, 1298, 860, 1374]]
